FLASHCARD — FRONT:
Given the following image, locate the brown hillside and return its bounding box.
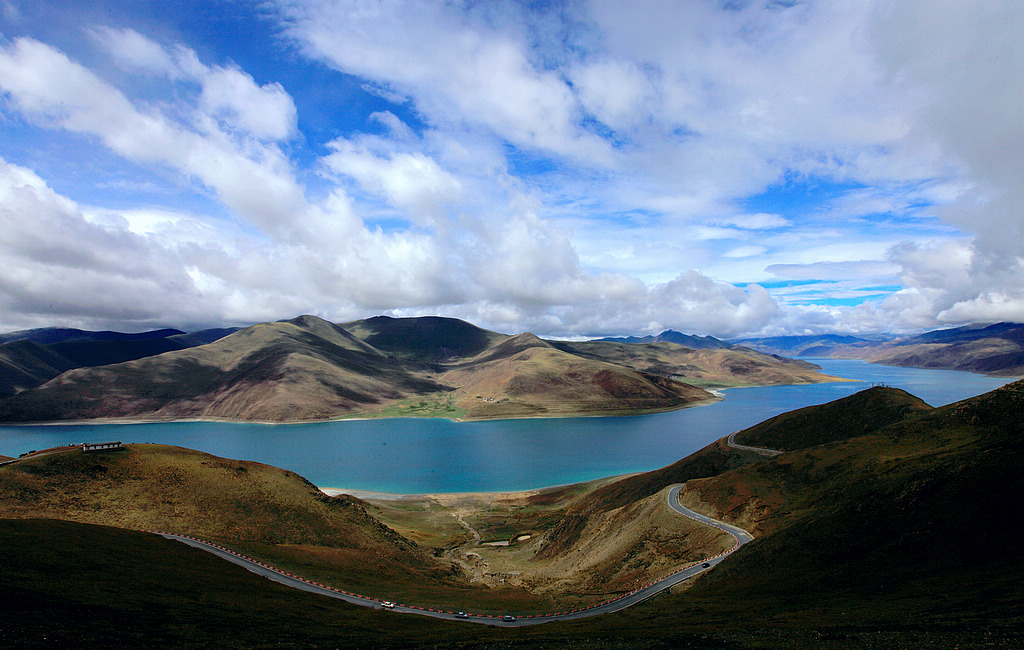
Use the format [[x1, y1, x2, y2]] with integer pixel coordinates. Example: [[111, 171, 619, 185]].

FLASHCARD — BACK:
[[555, 339, 844, 387], [443, 336, 714, 419], [0, 316, 447, 422], [872, 335, 1024, 376], [0, 340, 76, 398]]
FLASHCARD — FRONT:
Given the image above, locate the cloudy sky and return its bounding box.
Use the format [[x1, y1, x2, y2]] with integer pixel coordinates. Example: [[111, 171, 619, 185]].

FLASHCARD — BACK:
[[1, 1, 1022, 338]]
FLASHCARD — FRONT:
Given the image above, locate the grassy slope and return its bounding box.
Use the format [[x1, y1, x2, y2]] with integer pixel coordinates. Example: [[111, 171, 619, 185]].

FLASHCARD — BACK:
[[0, 444, 466, 600], [4, 382, 1024, 647], [734, 385, 933, 451], [0, 518, 487, 650], [5, 444, 706, 612], [365, 483, 732, 606], [675, 379, 1024, 626]]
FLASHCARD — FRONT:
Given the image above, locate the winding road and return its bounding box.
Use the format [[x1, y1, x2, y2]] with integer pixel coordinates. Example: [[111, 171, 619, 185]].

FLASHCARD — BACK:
[[727, 431, 784, 457], [154, 483, 754, 627]]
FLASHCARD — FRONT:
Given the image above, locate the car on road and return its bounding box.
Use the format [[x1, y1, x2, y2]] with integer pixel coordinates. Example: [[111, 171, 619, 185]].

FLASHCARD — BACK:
[[456, 612, 469, 618], [381, 601, 395, 609], [702, 563, 710, 568], [502, 615, 516, 621]]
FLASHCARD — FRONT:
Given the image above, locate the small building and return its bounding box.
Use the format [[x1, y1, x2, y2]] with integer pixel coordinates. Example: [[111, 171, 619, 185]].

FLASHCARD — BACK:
[[82, 441, 125, 453]]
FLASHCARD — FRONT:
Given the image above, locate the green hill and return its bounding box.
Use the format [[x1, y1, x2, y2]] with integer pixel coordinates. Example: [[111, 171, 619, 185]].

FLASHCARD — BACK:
[[733, 385, 933, 451], [0, 443, 464, 600], [675, 379, 1024, 625]]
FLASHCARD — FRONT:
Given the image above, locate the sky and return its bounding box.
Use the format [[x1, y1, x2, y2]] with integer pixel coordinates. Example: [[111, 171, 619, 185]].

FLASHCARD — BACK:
[[0, 0, 1022, 339]]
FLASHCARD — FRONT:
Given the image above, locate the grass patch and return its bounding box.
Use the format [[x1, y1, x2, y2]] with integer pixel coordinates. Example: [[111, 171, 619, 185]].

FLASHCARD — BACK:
[[355, 392, 468, 419]]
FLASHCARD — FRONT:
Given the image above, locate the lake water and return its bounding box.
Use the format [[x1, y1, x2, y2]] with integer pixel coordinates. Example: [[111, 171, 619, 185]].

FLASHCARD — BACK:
[[0, 359, 1016, 494]]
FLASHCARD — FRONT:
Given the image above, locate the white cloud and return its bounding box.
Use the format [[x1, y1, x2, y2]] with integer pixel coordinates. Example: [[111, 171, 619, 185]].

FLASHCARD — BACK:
[[92, 26, 298, 141], [767, 260, 902, 282], [723, 245, 768, 259], [321, 139, 463, 225], [278, 0, 612, 164], [571, 58, 655, 132], [3, 2, 1024, 339], [0, 37, 304, 234], [712, 213, 791, 230]]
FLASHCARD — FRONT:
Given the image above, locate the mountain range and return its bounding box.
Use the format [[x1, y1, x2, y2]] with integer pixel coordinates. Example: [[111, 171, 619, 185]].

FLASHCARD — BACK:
[[0, 315, 839, 423], [735, 321, 1024, 376]]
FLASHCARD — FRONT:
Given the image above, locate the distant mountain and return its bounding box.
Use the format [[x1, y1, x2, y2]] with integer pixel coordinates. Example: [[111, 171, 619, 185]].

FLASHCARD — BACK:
[[341, 315, 505, 360], [168, 327, 241, 347], [0, 314, 843, 423], [0, 326, 238, 398], [0, 315, 447, 422], [442, 332, 713, 419], [597, 329, 732, 349], [900, 321, 1024, 345], [553, 339, 836, 388], [872, 323, 1024, 376], [0, 340, 77, 398], [737, 323, 1024, 376], [0, 327, 184, 346], [731, 333, 884, 357]]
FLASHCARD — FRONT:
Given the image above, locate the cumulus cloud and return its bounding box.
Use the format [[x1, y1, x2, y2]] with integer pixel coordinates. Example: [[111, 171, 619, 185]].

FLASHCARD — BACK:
[[279, 0, 612, 164], [0, 157, 208, 328], [0, 37, 304, 234], [321, 139, 463, 225], [91, 27, 298, 141], [2, 2, 1023, 338]]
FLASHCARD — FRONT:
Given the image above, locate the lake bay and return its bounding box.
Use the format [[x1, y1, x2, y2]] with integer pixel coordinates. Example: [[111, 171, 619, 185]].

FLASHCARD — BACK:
[[0, 359, 1016, 494]]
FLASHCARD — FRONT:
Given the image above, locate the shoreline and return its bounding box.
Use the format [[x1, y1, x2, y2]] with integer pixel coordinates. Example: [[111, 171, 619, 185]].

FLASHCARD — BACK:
[[318, 473, 635, 502], [0, 395, 725, 428]]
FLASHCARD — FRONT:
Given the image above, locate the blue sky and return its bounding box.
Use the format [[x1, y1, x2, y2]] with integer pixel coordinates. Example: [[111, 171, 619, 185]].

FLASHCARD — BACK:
[[1, 1, 1022, 338]]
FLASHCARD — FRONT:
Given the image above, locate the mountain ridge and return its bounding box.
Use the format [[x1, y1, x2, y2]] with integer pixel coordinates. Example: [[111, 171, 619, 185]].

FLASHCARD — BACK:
[[736, 321, 1024, 376], [0, 314, 843, 423]]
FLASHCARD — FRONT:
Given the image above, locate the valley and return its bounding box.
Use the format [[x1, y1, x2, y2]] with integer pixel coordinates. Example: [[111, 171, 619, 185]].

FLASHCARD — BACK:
[[3, 378, 1023, 647]]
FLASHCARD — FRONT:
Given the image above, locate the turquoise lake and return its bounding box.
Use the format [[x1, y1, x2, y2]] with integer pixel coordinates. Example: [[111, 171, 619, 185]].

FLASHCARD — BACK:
[[0, 359, 1016, 494]]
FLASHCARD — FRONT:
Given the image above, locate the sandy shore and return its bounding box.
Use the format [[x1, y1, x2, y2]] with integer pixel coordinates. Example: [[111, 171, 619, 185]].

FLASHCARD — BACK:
[[318, 473, 634, 504]]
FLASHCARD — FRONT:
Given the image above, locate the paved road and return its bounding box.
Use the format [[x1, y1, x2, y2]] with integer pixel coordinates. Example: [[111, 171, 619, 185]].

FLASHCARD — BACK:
[[156, 483, 753, 626], [727, 431, 784, 457]]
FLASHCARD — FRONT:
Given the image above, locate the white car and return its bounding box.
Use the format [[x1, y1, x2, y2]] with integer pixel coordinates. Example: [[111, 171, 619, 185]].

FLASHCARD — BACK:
[[381, 601, 396, 609]]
